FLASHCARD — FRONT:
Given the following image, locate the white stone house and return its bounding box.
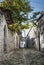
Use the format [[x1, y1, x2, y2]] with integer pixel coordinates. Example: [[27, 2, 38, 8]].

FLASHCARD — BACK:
[[0, 7, 20, 61], [25, 12, 44, 51]]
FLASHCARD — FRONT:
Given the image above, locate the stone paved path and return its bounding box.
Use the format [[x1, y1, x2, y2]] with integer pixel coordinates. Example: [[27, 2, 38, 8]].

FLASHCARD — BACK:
[[0, 49, 44, 65]]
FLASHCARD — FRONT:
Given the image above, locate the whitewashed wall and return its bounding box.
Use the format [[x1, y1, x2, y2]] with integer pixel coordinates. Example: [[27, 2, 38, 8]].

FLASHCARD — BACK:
[[0, 13, 8, 61], [28, 26, 39, 49], [7, 31, 20, 52], [0, 12, 20, 61], [26, 15, 44, 50]]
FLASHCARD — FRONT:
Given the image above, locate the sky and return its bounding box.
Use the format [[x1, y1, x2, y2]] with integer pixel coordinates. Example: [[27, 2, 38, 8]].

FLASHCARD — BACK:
[[0, 0, 3, 2], [0, 0, 44, 37], [0, 0, 44, 11], [22, 0, 44, 37], [30, 0, 44, 12]]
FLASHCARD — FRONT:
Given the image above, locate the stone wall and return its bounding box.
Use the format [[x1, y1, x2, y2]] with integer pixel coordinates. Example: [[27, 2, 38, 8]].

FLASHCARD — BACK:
[[38, 15, 44, 50], [0, 13, 8, 61], [25, 14, 44, 51], [7, 30, 20, 52], [25, 26, 39, 49], [0, 12, 20, 61]]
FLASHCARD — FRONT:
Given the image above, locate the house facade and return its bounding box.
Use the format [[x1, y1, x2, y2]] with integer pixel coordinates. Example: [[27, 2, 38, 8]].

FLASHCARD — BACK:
[[37, 12, 44, 50], [0, 7, 20, 61], [25, 12, 44, 51]]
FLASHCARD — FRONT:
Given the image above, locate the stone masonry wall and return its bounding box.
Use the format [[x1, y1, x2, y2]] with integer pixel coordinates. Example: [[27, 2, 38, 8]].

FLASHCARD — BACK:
[[0, 13, 8, 61], [0, 12, 20, 61]]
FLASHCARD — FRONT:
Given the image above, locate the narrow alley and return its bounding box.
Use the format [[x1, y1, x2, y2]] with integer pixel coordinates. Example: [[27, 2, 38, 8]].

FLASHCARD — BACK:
[[0, 49, 44, 65]]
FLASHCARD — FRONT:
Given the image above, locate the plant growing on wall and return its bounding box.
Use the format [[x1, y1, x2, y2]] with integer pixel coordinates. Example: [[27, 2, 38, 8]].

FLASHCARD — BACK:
[[0, 0, 33, 32]]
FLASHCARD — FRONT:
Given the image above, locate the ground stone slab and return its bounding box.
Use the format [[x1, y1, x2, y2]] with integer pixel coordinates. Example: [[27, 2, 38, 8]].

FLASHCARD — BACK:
[[0, 49, 44, 65]]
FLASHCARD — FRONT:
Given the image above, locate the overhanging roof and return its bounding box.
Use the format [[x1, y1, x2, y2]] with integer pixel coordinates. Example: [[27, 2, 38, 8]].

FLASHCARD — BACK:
[[37, 11, 44, 22]]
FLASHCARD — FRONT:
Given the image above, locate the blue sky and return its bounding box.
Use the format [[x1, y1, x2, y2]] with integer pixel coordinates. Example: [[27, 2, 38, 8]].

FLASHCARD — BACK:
[[22, 0, 44, 37], [0, 0, 44, 11], [28, 0, 44, 18], [30, 0, 44, 11], [0, 0, 44, 14], [0, 0, 44, 37], [0, 0, 3, 2]]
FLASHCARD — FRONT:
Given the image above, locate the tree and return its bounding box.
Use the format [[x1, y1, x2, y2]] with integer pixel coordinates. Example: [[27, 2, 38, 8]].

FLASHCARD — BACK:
[[0, 0, 33, 32]]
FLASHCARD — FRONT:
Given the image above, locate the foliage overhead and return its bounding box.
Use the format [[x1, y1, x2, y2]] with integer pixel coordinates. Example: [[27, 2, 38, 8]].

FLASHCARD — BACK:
[[30, 12, 41, 26], [0, 0, 33, 32]]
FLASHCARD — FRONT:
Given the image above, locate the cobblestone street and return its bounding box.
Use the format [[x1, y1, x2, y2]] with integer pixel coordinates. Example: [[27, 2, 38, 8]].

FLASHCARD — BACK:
[[0, 49, 44, 65]]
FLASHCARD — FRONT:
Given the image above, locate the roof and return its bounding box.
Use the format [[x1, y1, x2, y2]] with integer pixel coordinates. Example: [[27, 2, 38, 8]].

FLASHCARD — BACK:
[[37, 11, 44, 22], [0, 7, 13, 24]]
